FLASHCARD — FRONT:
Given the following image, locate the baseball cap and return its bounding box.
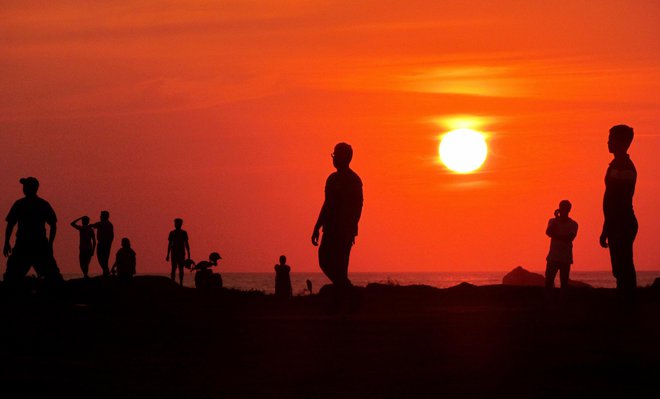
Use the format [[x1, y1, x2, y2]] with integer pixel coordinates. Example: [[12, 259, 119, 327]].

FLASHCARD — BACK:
[[19, 177, 39, 187]]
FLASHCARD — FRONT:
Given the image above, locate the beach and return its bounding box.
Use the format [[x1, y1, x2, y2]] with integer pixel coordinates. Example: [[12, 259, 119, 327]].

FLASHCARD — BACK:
[[1, 276, 658, 398]]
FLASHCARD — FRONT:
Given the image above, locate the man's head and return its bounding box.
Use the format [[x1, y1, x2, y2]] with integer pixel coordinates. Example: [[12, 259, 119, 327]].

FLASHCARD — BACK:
[[558, 199, 572, 217], [121, 237, 131, 248], [279, 255, 286, 265], [20, 177, 39, 197], [332, 142, 353, 170], [100, 211, 110, 221], [174, 218, 183, 229], [608, 124, 634, 154], [81, 216, 90, 226]]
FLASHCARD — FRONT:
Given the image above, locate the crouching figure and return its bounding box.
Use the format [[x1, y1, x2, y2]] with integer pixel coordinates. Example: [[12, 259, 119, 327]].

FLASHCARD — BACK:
[[186, 252, 222, 289]]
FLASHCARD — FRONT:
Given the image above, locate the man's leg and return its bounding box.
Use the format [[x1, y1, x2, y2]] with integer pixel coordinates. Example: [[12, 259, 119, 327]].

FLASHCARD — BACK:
[[171, 260, 177, 281], [3, 245, 31, 285], [177, 259, 184, 286], [558, 262, 571, 303], [97, 242, 111, 276], [609, 237, 636, 304], [335, 237, 353, 288], [544, 261, 560, 302], [79, 250, 90, 278], [32, 242, 63, 283], [318, 235, 340, 285]]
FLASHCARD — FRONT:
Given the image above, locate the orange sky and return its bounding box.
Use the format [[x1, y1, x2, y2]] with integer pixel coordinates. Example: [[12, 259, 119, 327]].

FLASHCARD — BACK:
[[1, 1, 659, 275]]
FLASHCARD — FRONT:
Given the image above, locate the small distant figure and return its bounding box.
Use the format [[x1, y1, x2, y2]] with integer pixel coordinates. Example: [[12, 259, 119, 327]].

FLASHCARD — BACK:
[[111, 237, 136, 280], [545, 200, 578, 303], [91, 210, 114, 277], [70, 216, 96, 279], [600, 124, 638, 304], [166, 218, 190, 286], [274, 255, 292, 299], [311, 143, 363, 288], [3, 177, 63, 284], [188, 252, 222, 289], [306, 279, 313, 295]]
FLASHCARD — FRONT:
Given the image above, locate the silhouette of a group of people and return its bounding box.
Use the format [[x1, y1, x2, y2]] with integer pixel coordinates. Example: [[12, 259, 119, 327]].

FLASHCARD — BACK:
[[543, 125, 639, 305], [1, 175, 135, 286], [70, 211, 115, 278], [1, 128, 640, 305]]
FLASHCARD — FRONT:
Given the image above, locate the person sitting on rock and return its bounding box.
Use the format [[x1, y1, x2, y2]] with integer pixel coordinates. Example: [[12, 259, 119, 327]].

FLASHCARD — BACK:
[[111, 237, 136, 280]]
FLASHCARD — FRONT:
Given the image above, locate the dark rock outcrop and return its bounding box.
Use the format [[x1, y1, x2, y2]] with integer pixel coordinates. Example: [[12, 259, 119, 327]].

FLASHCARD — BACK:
[[502, 266, 592, 288]]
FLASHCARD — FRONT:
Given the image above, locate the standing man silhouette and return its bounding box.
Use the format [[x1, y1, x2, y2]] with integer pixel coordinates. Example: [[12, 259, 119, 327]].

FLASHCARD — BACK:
[[600, 124, 638, 303], [71, 216, 96, 279], [166, 218, 190, 286], [545, 200, 578, 303], [91, 210, 114, 277], [312, 142, 363, 288], [3, 177, 63, 283]]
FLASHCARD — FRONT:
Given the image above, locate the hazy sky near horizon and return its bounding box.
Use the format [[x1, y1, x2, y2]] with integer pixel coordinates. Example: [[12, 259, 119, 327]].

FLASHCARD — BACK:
[[1, 1, 659, 275]]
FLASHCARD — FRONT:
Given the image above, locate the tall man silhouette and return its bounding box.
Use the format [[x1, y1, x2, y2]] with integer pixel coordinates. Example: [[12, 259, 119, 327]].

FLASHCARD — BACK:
[[600, 124, 638, 302], [91, 210, 114, 277], [3, 177, 63, 283], [166, 218, 190, 286], [312, 143, 363, 288]]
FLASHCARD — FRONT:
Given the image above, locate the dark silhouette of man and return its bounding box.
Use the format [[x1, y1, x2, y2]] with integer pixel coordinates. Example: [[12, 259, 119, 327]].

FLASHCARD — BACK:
[[91, 210, 114, 277], [3, 177, 63, 283], [600, 124, 638, 303], [111, 237, 136, 280], [312, 142, 363, 287], [166, 218, 190, 285], [71, 216, 96, 278], [545, 200, 578, 303]]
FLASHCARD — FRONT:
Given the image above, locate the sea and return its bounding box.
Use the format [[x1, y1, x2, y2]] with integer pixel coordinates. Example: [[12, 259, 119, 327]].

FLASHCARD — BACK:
[[62, 270, 660, 294]]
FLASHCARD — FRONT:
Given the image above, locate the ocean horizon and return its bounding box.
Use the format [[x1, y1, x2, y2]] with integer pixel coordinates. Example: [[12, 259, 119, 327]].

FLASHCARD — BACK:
[[58, 270, 660, 294]]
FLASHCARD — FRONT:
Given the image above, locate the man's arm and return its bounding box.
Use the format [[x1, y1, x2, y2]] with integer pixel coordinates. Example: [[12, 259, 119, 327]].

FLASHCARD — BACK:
[[185, 236, 191, 259], [3, 221, 16, 257], [311, 201, 327, 246], [91, 230, 97, 253], [166, 235, 172, 261], [70, 217, 82, 230], [600, 221, 608, 248], [545, 219, 555, 238]]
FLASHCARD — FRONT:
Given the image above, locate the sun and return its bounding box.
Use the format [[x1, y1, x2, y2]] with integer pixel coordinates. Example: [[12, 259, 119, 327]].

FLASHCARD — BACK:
[[439, 129, 488, 173]]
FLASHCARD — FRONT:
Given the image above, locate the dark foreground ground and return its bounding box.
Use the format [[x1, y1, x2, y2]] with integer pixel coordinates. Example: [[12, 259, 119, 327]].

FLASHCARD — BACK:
[[0, 277, 658, 399]]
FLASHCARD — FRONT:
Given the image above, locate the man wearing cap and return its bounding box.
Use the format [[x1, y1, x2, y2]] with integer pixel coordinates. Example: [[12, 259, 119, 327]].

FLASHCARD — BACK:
[[312, 142, 363, 288], [3, 177, 63, 283]]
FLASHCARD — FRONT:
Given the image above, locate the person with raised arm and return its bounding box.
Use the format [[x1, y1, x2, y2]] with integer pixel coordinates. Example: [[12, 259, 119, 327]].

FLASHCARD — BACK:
[[71, 216, 96, 278]]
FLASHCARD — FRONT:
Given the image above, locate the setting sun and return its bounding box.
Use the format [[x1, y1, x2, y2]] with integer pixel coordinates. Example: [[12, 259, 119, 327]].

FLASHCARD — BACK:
[[439, 129, 488, 173]]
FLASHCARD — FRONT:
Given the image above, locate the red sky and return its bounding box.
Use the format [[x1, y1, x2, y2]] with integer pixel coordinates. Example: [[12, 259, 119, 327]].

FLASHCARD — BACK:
[[1, 1, 659, 274]]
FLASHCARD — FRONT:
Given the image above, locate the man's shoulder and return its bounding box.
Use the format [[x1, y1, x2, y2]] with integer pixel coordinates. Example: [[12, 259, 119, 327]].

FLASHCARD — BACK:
[[347, 168, 363, 184], [609, 155, 637, 173], [12, 197, 54, 213]]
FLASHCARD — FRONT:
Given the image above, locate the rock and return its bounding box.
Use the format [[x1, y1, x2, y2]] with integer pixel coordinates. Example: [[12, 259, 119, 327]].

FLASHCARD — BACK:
[[503, 266, 545, 286], [502, 266, 592, 288], [652, 278, 660, 289]]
